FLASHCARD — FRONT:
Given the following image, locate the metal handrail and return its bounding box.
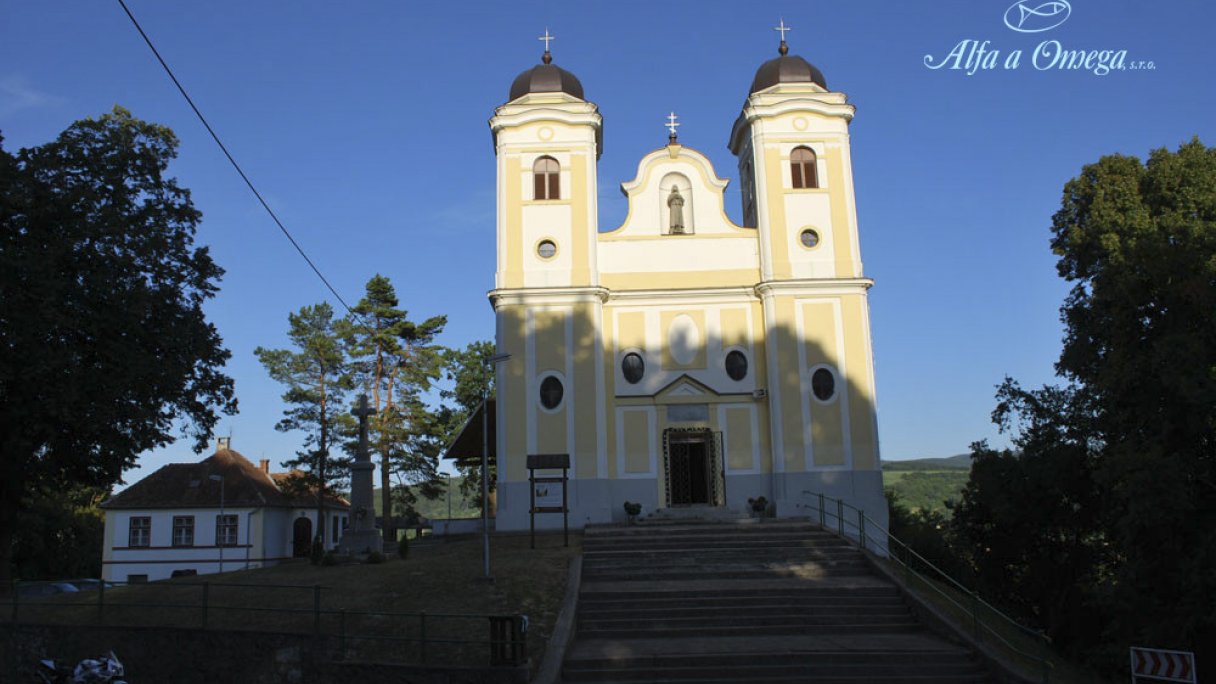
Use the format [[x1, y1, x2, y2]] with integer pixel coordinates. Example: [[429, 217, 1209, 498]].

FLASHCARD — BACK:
[[802, 490, 1053, 684]]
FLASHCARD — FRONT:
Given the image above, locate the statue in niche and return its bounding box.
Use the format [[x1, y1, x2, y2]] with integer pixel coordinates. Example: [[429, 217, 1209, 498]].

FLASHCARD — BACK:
[[667, 186, 686, 234]]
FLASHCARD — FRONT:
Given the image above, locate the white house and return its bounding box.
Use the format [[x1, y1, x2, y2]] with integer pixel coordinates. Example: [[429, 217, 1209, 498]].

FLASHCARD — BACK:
[[100, 439, 349, 582]]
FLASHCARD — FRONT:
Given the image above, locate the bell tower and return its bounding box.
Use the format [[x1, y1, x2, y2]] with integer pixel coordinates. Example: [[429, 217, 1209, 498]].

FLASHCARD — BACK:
[[488, 34, 610, 530], [728, 24, 884, 516]]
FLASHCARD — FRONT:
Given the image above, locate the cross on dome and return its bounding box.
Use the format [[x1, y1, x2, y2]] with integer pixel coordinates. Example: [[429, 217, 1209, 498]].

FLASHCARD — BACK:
[[539, 28, 555, 63], [774, 18, 792, 55], [666, 111, 680, 142]]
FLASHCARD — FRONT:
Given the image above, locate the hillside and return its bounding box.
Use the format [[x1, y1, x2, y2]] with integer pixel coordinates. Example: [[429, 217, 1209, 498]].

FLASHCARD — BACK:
[[371, 475, 480, 520], [882, 454, 972, 516]]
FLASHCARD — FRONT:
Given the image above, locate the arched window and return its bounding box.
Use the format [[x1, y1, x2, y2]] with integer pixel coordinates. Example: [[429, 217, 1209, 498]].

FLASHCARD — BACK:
[[533, 157, 560, 200], [790, 147, 818, 189]]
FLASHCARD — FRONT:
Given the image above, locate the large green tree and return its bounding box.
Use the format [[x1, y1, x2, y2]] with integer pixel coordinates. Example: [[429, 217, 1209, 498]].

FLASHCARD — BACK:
[[255, 302, 353, 545], [345, 275, 446, 543], [1049, 138, 1216, 657], [952, 139, 1216, 667], [0, 107, 236, 591]]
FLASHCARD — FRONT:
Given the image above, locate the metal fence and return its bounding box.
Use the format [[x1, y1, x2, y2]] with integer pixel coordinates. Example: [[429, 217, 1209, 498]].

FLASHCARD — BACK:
[[802, 490, 1054, 684], [2, 580, 528, 667]]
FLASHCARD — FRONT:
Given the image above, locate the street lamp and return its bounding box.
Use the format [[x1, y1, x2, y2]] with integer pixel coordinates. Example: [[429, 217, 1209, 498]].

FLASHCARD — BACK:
[[441, 473, 453, 531], [208, 474, 225, 574], [482, 352, 511, 581]]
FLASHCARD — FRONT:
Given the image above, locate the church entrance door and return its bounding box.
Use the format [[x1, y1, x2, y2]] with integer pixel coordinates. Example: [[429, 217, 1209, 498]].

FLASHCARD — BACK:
[[292, 517, 312, 557], [667, 436, 712, 506]]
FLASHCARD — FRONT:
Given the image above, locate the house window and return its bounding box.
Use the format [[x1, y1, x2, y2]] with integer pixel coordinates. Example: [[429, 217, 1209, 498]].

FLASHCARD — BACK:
[[791, 147, 819, 189], [172, 516, 195, 547], [128, 516, 151, 548], [533, 157, 560, 200], [215, 514, 238, 547]]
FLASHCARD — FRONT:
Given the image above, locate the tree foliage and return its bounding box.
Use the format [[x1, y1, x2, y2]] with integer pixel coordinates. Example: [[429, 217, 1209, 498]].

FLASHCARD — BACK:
[[0, 107, 236, 589], [440, 341, 497, 507], [255, 302, 353, 543], [950, 139, 1216, 668], [344, 275, 446, 541]]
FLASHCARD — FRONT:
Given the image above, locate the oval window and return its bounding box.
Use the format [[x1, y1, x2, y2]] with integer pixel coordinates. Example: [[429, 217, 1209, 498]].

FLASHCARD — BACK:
[[621, 353, 644, 384], [539, 375, 564, 410], [725, 350, 748, 381], [800, 229, 820, 249], [811, 368, 836, 401], [537, 240, 557, 259]]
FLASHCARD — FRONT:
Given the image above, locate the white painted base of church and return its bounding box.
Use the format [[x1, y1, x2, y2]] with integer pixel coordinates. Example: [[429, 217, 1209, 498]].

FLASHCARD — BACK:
[[494, 470, 888, 552]]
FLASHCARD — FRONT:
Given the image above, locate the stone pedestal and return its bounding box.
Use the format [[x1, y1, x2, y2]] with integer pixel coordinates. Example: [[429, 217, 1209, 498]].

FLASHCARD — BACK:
[[338, 395, 383, 555]]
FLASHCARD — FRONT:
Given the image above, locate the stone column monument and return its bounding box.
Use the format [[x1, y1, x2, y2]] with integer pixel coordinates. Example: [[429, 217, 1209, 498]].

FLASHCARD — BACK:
[[338, 394, 382, 555]]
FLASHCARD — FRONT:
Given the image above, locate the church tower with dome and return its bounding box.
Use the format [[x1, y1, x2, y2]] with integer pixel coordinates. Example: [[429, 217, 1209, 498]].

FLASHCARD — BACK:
[[471, 26, 886, 535]]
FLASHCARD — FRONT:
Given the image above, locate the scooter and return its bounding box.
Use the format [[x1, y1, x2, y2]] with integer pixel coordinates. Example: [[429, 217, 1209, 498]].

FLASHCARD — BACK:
[[34, 651, 127, 683]]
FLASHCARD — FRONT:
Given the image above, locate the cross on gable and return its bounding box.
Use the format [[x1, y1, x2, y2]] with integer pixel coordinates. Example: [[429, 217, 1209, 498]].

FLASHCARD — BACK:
[[352, 393, 377, 419], [666, 111, 680, 139]]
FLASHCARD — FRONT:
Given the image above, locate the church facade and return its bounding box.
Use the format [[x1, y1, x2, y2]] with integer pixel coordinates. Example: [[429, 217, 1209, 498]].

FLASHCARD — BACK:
[[487, 34, 886, 533]]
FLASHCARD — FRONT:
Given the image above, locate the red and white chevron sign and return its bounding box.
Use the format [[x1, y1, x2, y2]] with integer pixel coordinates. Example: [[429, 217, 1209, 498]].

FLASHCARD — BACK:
[[1130, 647, 1196, 683]]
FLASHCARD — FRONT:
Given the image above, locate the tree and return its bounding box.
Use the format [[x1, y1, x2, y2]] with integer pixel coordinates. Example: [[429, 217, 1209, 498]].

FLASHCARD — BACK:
[[1048, 138, 1216, 657], [345, 275, 446, 544], [953, 139, 1216, 668], [255, 302, 353, 548], [0, 107, 236, 590], [440, 341, 497, 507]]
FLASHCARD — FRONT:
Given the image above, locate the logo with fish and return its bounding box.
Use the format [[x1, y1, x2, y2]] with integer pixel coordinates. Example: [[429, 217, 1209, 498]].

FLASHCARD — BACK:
[[1004, 1, 1071, 33]]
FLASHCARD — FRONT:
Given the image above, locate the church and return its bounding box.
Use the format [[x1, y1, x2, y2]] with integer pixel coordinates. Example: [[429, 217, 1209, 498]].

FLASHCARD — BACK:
[[481, 26, 887, 533]]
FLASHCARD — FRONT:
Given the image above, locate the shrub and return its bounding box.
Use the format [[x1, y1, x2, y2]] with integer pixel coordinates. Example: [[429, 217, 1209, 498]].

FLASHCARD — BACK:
[[309, 538, 324, 565], [397, 537, 409, 560], [365, 551, 386, 564], [623, 501, 642, 516]]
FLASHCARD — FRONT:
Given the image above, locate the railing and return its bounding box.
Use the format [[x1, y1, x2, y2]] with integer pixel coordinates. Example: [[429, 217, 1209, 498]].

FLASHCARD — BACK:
[[2, 580, 528, 667], [801, 490, 1053, 684]]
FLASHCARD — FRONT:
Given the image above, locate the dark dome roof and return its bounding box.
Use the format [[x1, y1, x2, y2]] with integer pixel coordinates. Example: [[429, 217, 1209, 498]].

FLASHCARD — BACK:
[[749, 52, 827, 94], [508, 58, 585, 102]]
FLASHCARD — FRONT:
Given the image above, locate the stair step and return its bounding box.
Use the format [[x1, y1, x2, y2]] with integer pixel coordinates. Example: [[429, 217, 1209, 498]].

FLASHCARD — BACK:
[[579, 613, 916, 631], [580, 604, 912, 620], [562, 662, 987, 682], [577, 622, 923, 640], [578, 586, 900, 601], [565, 650, 979, 669]]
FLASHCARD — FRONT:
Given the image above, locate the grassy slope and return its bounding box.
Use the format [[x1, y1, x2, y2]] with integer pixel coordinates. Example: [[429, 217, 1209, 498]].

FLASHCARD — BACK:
[[6, 534, 580, 670]]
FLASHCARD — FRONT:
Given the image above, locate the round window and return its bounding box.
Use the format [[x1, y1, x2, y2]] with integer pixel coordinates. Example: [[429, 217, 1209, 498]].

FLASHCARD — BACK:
[[621, 352, 644, 384], [800, 229, 820, 249], [725, 350, 748, 381], [539, 375, 564, 410], [811, 368, 836, 401], [537, 240, 557, 259]]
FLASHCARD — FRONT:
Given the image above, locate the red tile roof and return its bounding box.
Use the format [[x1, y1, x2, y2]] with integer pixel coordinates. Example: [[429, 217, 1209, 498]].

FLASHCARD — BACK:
[[101, 449, 349, 510]]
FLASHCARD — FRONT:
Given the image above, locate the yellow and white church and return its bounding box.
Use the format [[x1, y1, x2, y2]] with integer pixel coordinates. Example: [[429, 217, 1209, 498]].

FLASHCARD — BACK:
[[484, 30, 886, 532]]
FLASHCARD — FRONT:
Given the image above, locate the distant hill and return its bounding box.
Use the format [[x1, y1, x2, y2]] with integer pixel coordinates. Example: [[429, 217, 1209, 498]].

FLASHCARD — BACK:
[[883, 454, 971, 471], [370, 476, 480, 520], [882, 454, 972, 516]]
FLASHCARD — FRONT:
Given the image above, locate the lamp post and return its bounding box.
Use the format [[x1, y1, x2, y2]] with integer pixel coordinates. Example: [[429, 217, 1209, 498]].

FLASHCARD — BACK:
[[482, 352, 511, 581], [208, 474, 225, 574], [441, 473, 452, 529]]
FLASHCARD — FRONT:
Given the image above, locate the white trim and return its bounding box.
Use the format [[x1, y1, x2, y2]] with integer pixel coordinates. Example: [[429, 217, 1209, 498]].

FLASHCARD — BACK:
[[593, 302, 607, 478], [615, 406, 658, 479], [565, 312, 576, 483], [794, 301, 814, 471], [761, 292, 784, 474]]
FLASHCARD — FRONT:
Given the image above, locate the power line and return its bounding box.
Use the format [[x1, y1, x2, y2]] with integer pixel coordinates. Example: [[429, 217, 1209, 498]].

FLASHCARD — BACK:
[[115, 0, 355, 314]]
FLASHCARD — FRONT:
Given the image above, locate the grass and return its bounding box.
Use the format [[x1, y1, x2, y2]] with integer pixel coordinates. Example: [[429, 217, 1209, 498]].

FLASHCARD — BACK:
[[3, 532, 580, 669]]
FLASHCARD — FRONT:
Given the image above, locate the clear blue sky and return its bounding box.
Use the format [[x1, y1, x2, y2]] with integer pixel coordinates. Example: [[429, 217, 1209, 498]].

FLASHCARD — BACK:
[[3, 1, 1214, 485]]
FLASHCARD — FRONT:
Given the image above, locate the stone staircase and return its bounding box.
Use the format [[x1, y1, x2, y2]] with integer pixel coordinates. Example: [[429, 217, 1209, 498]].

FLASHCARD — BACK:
[[561, 520, 992, 683]]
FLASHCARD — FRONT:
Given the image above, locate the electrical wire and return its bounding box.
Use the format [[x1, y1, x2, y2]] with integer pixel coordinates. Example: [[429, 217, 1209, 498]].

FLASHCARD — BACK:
[[115, 0, 355, 314]]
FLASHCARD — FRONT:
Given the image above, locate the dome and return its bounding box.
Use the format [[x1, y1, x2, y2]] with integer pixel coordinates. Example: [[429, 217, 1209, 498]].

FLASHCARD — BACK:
[[748, 45, 827, 94], [508, 53, 585, 102]]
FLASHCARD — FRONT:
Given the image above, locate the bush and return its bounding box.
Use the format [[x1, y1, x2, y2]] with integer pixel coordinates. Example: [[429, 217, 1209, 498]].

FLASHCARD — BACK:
[[397, 537, 409, 560], [321, 551, 339, 567], [365, 551, 386, 564], [309, 538, 324, 566], [623, 501, 642, 516]]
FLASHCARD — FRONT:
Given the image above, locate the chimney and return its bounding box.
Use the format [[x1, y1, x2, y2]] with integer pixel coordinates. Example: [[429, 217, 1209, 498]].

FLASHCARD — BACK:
[[259, 459, 270, 474], [217, 436, 231, 452]]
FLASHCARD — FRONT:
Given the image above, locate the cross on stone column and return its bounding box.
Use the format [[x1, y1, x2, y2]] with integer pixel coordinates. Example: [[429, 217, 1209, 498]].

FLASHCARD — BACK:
[[666, 111, 680, 143], [353, 393, 377, 462], [339, 393, 382, 555]]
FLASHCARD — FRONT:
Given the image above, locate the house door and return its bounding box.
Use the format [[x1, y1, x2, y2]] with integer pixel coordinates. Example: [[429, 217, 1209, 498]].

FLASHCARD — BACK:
[[292, 517, 312, 557], [667, 436, 712, 506]]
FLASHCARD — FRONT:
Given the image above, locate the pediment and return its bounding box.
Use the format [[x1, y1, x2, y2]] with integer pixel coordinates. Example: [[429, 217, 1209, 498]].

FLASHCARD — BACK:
[[654, 374, 719, 400]]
